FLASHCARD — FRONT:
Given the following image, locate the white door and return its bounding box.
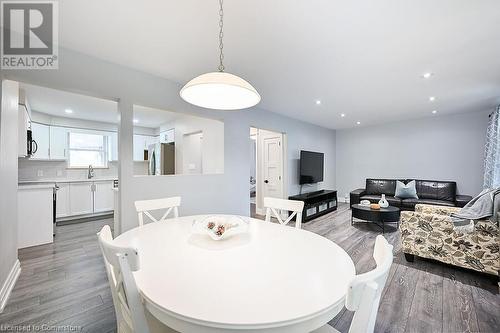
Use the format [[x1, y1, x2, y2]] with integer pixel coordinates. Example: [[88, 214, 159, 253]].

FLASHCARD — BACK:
[[56, 183, 70, 218], [31, 122, 50, 159], [50, 126, 68, 160], [262, 134, 284, 200], [94, 181, 114, 213], [69, 182, 93, 216]]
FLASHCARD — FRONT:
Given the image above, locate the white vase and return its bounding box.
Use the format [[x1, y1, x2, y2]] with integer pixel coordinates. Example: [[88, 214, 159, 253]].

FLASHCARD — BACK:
[[378, 194, 389, 208]]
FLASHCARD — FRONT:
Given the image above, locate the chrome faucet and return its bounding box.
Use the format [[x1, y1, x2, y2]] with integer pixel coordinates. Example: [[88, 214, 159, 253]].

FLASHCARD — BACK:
[[88, 165, 95, 179]]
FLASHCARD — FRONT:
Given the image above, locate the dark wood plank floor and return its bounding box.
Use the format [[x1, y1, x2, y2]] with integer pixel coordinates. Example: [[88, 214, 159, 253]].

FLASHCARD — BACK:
[[0, 204, 498, 332]]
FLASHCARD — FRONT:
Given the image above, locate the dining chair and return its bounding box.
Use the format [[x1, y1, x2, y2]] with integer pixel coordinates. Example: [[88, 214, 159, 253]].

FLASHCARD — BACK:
[[97, 225, 176, 333], [312, 235, 394, 333], [264, 197, 305, 228], [134, 196, 181, 226]]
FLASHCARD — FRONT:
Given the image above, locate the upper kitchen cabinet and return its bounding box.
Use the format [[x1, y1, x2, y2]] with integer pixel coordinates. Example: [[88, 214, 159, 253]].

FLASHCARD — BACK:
[[108, 132, 118, 161], [160, 129, 175, 143], [49, 126, 68, 160], [31, 122, 50, 160], [133, 134, 148, 161]]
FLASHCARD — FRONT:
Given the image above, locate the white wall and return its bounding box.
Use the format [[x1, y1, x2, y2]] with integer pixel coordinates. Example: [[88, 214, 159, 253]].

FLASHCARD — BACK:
[[18, 159, 118, 181], [336, 111, 488, 200], [0, 80, 19, 308], [5, 48, 336, 233]]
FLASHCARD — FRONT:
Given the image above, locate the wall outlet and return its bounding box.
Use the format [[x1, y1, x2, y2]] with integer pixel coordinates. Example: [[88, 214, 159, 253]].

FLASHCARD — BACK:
[[37, 170, 43, 177], [56, 170, 63, 177]]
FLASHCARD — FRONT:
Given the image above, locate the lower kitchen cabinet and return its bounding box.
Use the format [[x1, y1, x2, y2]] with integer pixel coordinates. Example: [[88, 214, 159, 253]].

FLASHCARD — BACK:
[[55, 183, 70, 218], [69, 182, 94, 215], [18, 185, 54, 248], [55, 180, 115, 220], [93, 181, 114, 213]]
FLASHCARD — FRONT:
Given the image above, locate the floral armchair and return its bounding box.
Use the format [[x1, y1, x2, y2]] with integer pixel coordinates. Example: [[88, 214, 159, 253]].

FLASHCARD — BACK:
[[400, 204, 499, 277]]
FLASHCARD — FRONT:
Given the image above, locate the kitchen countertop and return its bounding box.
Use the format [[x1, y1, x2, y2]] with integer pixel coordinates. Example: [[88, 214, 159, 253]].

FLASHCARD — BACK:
[[18, 184, 56, 190], [18, 178, 117, 185]]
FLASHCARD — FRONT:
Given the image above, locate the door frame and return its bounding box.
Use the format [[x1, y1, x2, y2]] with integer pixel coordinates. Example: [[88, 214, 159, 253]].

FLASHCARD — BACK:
[[252, 127, 287, 216]]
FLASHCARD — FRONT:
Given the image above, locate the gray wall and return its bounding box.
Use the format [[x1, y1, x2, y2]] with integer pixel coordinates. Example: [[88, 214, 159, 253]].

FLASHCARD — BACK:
[[5, 48, 336, 232], [0, 80, 19, 299], [336, 111, 489, 200]]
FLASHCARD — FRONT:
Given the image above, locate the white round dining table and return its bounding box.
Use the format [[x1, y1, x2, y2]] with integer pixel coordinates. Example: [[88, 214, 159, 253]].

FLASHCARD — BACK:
[[113, 215, 356, 333]]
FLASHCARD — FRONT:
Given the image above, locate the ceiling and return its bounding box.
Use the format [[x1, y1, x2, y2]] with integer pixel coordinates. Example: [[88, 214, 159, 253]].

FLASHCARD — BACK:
[[20, 83, 178, 128], [57, 0, 500, 129]]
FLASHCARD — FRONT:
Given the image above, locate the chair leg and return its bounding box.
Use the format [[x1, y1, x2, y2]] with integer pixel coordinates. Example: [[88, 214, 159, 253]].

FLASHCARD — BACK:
[[404, 253, 415, 262]]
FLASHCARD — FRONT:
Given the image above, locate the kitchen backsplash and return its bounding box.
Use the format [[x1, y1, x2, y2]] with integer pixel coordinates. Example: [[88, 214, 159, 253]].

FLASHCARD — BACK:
[[18, 159, 150, 181], [18, 159, 119, 181]]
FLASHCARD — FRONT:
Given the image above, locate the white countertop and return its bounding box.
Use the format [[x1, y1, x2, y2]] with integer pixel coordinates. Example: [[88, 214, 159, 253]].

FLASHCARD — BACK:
[[18, 184, 56, 190], [18, 178, 117, 185]]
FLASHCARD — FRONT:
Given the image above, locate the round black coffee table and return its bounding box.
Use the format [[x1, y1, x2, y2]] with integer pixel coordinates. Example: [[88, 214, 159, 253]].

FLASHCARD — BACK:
[[351, 204, 400, 233]]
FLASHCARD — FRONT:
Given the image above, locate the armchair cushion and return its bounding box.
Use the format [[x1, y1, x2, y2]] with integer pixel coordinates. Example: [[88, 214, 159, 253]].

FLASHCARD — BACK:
[[415, 204, 461, 216], [400, 210, 499, 276]]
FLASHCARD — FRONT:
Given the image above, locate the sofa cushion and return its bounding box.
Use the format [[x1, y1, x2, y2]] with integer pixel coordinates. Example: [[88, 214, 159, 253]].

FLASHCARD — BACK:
[[360, 194, 401, 207], [415, 180, 456, 201], [401, 198, 455, 209], [365, 179, 397, 196], [395, 180, 419, 199]]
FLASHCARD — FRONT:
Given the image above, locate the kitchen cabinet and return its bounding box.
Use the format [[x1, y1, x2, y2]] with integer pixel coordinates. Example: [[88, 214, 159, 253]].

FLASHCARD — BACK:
[[108, 132, 118, 161], [31, 122, 50, 159], [69, 182, 94, 215], [55, 180, 115, 220], [18, 105, 29, 157], [133, 134, 148, 161], [160, 129, 175, 143], [50, 126, 68, 160], [55, 183, 70, 218], [93, 181, 114, 213], [18, 185, 54, 248]]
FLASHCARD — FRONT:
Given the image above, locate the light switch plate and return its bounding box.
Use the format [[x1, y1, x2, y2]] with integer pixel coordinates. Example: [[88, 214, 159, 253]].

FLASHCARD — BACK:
[[37, 170, 43, 177], [56, 170, 63, 177]]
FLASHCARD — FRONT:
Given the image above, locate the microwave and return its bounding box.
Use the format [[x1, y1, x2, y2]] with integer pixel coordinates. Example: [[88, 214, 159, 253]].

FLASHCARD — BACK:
[[27, 129, 38, 157]]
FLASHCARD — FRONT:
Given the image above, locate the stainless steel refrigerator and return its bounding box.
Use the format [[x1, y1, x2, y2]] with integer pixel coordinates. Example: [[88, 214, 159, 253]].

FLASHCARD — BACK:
[[148, 143, 175, 175]]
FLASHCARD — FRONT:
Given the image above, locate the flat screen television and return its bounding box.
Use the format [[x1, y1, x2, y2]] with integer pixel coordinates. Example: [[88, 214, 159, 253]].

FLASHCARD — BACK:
[[299, 150, 324, 184]]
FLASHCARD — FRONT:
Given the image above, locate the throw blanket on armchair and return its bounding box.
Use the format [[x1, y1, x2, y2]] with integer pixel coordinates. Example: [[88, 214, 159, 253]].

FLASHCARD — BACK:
[[451, 188, 500, 232]]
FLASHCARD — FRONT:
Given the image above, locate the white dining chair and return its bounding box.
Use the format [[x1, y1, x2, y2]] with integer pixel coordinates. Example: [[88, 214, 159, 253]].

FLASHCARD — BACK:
[[312, 235, 394, 333], [134, 196, 181, 226], [97, 225, 176, 333], [264, 197, 305, 228]]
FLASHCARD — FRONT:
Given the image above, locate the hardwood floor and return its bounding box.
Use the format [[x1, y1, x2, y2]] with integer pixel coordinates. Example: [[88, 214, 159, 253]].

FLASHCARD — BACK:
[[1, 204, 498, 332]]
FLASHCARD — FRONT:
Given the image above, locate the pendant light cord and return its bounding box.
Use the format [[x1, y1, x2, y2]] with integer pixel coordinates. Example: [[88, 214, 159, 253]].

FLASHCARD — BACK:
[[218, 0, 225, 72]]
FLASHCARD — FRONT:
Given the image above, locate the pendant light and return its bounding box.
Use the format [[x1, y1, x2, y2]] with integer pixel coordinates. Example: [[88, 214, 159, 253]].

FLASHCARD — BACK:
[[180, 0, 260, 110]]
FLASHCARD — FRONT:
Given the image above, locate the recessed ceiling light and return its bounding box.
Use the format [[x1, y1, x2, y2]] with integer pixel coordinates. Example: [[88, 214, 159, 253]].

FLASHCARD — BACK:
[[356, 121, 361, 125], [133, 119, 139, 123], [429, 96, 436, 102], [315, 100, 321, 105], [422, 72, 433, 79], [65, 109, 73, 114], [341, 113, 346, 117], [432, 110, 437, 114]]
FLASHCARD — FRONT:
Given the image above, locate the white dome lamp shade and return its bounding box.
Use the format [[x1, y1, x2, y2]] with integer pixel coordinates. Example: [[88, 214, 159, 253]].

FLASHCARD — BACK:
[[180, 0, 260, 111], [180, 72, 260, 110]]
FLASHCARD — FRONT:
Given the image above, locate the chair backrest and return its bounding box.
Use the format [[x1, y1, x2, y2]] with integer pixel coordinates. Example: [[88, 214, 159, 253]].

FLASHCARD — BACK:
[[97, 225, 150, 333], [264, 197, 305, 228], [134, 196, 181, 226], [345, 235, 393, 333]]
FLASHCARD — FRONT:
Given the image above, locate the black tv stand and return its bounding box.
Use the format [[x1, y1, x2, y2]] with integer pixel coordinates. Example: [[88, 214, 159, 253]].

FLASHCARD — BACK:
[[289, 190, 337, 222]]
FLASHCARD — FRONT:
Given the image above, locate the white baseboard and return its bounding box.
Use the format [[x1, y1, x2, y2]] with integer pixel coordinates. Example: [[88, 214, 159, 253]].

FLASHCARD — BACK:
[[0, 259, 21, 313]]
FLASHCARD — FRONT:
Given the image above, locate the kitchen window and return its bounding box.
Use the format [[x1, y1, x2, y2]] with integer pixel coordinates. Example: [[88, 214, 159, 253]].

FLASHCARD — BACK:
[[68, 132, 108, 168]]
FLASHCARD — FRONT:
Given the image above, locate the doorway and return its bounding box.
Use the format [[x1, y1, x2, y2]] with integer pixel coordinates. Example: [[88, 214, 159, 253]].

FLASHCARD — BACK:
[[250, 127, 286, 217]]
